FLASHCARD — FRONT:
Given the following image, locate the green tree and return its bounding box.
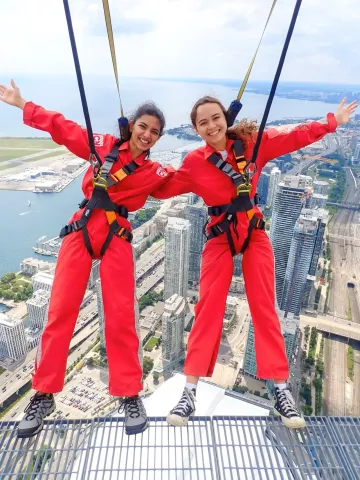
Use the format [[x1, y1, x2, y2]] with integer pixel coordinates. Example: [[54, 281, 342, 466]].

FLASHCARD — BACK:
[[303, 405, 313, 416], [143, 356, 154, 377], [1, 273, 16, 284], [153, 371, 159, 383]]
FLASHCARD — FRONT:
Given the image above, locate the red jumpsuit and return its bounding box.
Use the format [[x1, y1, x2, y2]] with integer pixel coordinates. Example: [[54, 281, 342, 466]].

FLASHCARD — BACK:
[[24, 102, 175, 396], [156, 114, 337, 380]]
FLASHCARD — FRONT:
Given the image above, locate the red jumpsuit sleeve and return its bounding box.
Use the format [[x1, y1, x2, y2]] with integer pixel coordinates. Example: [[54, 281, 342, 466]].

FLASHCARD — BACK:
[[23, 101, 92, 161], [151, 156, 193, 199], [257, 113, 338, 168]]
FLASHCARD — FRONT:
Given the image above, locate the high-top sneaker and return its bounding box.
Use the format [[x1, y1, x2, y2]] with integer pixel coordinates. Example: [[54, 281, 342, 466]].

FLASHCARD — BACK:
[[118, 395, 149, 435], [167, 388, 196, 427], [274, 387, 306, 429], [17, 392, 56, 438]]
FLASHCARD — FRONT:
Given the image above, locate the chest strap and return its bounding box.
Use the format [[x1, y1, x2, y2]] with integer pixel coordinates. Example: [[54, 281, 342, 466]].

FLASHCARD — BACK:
[[206, 139, 263, 255], [59, 140, 139, 257]]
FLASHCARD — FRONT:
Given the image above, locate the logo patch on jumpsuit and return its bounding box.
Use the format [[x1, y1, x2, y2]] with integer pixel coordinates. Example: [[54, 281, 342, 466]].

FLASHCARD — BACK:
[[156, 166, 168, 178], [93, 134, 104, 147]]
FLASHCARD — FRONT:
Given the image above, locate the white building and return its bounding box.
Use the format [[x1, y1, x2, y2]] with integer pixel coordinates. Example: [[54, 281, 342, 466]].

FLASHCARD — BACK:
[[164, 217, 190, 301], [267, 167, 281, 209], [0, 313, 27, 361], [32, 272, 54, 293], [20, 257, 55, 276], [26, 289, 50, 330]]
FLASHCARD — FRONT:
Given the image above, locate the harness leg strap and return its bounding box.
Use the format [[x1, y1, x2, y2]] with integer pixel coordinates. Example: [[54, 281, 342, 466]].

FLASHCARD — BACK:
[[82, 226, 94, 257]]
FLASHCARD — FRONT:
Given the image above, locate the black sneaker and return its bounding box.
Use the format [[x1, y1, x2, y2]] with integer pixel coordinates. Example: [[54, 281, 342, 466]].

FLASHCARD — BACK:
[[167, 388, 196, 427], [17, 392, 56, 438], [274, 387, 306, 429], [118, 395, 149, 435]]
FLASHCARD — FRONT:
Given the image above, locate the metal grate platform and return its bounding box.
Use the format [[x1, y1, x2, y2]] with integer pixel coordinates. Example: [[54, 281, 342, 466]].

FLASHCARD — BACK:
[[0, 416, 359, 479]]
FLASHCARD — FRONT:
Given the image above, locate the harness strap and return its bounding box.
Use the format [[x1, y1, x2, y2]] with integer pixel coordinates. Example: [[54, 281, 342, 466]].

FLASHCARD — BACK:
[[240, 216, 266, 254], [205, 139, 263, 255], [62, 0, 102, 174], [59, 141, 138, 257], [208, 194, 259, 216]]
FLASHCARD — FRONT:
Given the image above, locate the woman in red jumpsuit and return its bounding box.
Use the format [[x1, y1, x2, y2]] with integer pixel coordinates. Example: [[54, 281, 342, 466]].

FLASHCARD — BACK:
[[0, 80, 175, 438], [156, 95, 357, 428]]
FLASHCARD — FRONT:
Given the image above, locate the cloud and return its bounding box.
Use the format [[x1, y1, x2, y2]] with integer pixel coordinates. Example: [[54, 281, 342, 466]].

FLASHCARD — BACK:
[[0, 0, 359, 84], [86, 3, 155, 36]]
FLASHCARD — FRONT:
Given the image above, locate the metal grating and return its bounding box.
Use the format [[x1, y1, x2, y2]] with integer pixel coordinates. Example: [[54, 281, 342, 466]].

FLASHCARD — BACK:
[[0, 416, 359, 479]]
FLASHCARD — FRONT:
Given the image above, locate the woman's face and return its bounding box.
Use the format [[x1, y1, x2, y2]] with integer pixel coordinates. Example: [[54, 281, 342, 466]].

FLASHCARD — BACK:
[[130, 115, 161, 153], [194, 103, 227, 147]]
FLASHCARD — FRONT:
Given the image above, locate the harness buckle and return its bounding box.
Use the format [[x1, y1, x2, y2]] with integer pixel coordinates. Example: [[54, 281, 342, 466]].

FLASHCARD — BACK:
[[92, 171, 108, 190], [72, 220, 80, 231], [236, 183, 252, 195]]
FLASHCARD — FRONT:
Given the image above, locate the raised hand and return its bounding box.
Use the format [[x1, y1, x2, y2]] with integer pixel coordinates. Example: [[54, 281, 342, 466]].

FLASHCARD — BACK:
[[335, 98, 358, 126], [0, 79, 26, 109]]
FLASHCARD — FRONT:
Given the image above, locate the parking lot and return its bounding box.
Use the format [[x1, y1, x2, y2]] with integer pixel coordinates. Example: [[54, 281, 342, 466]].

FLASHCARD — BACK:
[[49, 367, 113, 420]]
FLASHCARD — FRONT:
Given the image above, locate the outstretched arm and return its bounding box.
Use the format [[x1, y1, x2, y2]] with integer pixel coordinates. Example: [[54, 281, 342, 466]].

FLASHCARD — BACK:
[[0, 79, 91, 160], [151, 157, 193, 199], [257, 98, 358, 167]]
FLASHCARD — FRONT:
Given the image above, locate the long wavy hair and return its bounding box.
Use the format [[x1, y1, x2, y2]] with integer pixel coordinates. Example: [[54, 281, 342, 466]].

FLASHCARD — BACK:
[[190, 96, 257, 148]]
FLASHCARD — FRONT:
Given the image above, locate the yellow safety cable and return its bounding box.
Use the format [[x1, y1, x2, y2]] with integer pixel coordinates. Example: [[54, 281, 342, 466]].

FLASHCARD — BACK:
[[102, 0, 124, 117], [236, 0, 277, 102]]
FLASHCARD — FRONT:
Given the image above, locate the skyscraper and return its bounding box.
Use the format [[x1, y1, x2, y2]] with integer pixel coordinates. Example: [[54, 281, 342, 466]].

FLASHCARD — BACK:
[[281, 213, 319, 316], [267, 167, 281, 209], [302, 209, 329, 308], [256, 172, 270, 205], [95, 278, 106, 357], [270, 175, 312, 305], [164, 218, 190, 301], [88, 260, 100, 289], [26, 289, 50, 331], [185, 203, 207, 284], [161, 294, 187, 368], [243, 312, 298, 379]]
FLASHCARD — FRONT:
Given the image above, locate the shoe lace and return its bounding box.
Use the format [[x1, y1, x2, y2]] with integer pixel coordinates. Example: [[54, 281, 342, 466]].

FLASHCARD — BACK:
[[277, 389, 298, 414], [118, 396, 143, 419], [172, 388, 195, 416], [24, 393, 51, 421]]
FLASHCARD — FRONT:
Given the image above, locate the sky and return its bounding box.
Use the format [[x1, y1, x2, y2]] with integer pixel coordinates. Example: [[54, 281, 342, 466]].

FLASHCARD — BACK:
[[0, 0, 359, 85]]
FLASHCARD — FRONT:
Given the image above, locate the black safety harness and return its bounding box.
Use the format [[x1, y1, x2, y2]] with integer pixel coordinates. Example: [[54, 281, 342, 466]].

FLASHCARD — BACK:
[[59, 140, 138, 258], [204, 139, 265, 256]]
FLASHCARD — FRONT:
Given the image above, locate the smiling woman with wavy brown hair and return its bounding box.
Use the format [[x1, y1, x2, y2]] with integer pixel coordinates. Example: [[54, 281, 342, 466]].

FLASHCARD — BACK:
[[154, 93, 357, 431], [190, 95, 258, 147]]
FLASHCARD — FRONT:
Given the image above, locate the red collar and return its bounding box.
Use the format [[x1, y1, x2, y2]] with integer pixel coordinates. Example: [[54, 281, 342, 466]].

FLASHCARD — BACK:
[[204, 137, 234, 160], [119, 140, 147, 166]]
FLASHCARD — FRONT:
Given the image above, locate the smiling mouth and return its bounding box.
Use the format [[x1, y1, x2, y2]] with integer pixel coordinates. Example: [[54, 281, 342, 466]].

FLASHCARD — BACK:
[[208, 130, 220, 137]]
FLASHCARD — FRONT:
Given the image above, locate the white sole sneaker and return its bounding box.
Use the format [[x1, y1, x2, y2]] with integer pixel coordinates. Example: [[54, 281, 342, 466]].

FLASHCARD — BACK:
[[274, 409, 306, 429], [166, 412, 189, 427]]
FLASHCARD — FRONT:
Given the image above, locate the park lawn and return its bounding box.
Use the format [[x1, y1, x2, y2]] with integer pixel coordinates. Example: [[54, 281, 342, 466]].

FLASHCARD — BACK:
[[0, 150, 43, 162], [144, 337, 159, 351], [0, 137, 58, 149]]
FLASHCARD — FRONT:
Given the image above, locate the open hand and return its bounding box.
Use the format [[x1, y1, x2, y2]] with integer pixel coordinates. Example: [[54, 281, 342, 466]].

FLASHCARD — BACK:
[[335, 98, 358, 126], [0, 79, 26, 109]]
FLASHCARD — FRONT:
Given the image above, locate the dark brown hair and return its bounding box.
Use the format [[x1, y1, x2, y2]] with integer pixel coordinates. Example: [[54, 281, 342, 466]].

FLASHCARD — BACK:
[[129, 101, 166, 136], [190, 95, 258, 146]]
